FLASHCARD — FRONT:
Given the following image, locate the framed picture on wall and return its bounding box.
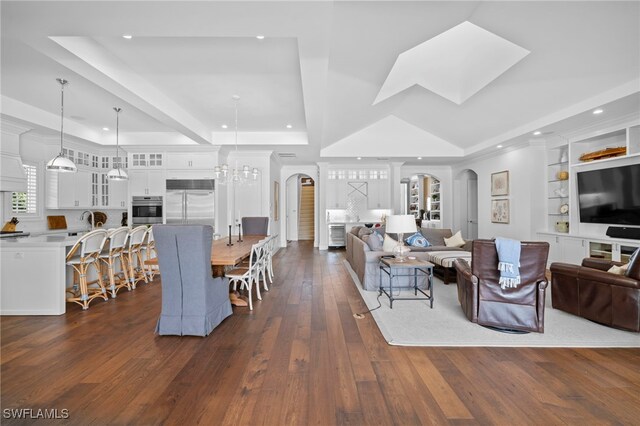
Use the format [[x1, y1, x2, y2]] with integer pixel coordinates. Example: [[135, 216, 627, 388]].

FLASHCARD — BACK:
[[273, 181, 279, 221], [491, 199, 510, 224], [491, 170, 509, 196]]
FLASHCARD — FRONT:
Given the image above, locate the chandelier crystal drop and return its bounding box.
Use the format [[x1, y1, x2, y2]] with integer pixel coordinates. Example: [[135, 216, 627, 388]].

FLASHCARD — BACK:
[[214, 95, 259, 184], [46, 78, 77, 173], [107, 107, 128, 180]]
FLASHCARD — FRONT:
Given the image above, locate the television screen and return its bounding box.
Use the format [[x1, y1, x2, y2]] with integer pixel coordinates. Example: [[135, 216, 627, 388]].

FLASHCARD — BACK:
[[577, 164, 640, 225]]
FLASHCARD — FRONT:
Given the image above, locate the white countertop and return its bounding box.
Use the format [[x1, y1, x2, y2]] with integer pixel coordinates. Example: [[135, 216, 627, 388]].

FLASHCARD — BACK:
[[0, 234, 79, 248]]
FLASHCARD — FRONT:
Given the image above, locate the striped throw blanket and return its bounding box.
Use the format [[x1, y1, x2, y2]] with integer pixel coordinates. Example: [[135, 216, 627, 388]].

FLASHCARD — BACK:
[[495, 237, 521, 289]]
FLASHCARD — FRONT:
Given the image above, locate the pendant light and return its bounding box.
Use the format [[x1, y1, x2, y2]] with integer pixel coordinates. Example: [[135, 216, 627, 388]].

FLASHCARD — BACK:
[[213, 95, 259, 184], [46, 78, 77, 172], [107, 107, 128, 180]]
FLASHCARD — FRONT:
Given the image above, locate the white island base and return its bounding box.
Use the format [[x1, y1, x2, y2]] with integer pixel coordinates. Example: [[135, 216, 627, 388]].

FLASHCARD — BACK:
[[1, 235, 84, 315]]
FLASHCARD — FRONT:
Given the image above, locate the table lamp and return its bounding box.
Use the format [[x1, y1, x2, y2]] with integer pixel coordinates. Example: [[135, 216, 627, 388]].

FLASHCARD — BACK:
[[386, 215, 416, 262]]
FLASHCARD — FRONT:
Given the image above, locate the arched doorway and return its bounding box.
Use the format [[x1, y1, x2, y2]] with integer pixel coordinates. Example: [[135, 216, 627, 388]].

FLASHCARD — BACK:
[[455, 169, 479, 240], [285, 174, 315, 242]]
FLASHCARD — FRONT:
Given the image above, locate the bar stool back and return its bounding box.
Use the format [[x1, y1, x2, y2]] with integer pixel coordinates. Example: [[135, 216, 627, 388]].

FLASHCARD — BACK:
[[123, 226, 149, 289], [99, 227, 131, 297], [66, 229, 109, 310], [141, 226, 159, 281]]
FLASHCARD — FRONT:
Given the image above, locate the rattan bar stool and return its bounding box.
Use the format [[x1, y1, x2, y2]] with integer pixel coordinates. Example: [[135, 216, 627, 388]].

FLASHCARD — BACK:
[[140, 226, 159, 281], [66, 229, 109, 310], [99, 227, 131, 298], [122, 226, 149, 289]]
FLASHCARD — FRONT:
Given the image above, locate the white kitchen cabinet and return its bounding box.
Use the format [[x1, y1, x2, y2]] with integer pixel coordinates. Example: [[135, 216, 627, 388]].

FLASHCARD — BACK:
[[165, 152, 216, 170], [367, 179, 390, 209], [110, 179, 128, 208], [130, 153, 163, 168], [46, 169, 93, 209], [326, 180, 347, 209], [129, 169, 165, 196]]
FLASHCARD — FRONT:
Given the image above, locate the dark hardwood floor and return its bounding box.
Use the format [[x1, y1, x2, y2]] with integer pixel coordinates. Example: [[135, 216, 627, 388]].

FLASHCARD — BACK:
[[2, 241, 639, 425]]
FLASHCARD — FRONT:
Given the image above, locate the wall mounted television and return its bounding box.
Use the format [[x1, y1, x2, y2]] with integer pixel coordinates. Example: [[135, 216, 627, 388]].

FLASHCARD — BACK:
[[577, 163, 640, 225]]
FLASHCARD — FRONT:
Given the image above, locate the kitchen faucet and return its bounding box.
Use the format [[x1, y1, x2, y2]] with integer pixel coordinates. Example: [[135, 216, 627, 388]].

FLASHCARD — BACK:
[[81, 210, 95, 230]]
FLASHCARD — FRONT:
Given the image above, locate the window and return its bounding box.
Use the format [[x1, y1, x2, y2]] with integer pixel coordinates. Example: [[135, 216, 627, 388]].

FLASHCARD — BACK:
[[12, 164, 37, 214]]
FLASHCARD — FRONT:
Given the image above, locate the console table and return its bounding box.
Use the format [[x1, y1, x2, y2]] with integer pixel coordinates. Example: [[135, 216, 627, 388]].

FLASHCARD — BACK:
[[379, 257, 434, 309]]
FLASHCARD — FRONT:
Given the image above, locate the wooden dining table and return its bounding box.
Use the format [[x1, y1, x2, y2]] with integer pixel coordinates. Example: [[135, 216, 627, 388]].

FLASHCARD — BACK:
[[210, 235, 264, 277]]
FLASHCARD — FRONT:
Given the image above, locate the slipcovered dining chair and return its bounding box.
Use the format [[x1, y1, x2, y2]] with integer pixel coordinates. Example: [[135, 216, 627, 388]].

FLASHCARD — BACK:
[[453, 239, 550, 333], [98, 227, 131, 298], [241, 217, 269, 235], [66, 229, 109, 310], [153, 225, 232, 336]]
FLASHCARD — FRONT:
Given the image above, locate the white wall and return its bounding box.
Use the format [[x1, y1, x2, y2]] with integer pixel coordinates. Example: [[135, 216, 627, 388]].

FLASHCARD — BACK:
[[452, 142, 546, 241], [269, 154, 281, 243], [286, 175, 299, 241]]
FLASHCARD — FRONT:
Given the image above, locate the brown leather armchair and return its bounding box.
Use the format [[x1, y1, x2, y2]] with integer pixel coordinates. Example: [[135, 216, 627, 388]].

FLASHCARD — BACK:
[[550, 248, 640, 332], [453, 239, 549, 333]]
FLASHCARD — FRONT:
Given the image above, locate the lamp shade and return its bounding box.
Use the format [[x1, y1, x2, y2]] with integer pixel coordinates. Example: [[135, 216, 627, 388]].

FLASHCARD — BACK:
[[46, 154, 77, 173], [107, 168, 128, 180], [386, 215, 416, 234]]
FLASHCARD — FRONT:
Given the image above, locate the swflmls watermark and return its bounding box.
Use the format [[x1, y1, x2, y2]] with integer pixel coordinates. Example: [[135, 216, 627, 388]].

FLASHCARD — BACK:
[[3, 408, 69, 420]]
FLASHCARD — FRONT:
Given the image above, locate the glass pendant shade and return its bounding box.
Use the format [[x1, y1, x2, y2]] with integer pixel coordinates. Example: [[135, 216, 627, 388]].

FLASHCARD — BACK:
[[214, 95, 259, 185], [46, 154, 77, 172], [108, 107, 128, 180], [47, 78, 77, 173]]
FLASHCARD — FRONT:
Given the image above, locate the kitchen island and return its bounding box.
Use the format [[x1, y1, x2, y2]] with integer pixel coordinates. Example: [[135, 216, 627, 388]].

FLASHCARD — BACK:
[[1, 235, 80, 315]]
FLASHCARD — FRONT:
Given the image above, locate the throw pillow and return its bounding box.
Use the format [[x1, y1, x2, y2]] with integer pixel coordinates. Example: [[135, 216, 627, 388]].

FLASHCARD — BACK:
[[364, 231, 383, 251], [404, 232, 430, 247], [608, 263, 629, 275], [382, 234, 398, 252], [444, 230, 465, 247]]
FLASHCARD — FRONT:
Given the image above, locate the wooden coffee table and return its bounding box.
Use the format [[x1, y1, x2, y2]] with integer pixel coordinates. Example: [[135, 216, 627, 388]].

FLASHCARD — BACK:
[[379, 257, 434, 309]]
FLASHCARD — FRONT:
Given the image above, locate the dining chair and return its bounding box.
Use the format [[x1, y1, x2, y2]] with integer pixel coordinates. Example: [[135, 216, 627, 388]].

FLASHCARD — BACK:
[[98, 226, 131, 298], [154, 225, 233, 336], [66, 229, 109, 310], [225, 242, 266, 310], [265, 234, 278, 284], [241, 217, 269, 235]]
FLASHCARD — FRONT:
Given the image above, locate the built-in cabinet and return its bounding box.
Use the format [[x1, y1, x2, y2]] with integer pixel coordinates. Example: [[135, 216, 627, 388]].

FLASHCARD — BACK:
[[129, 169, 165, 196], [46, 169, 92, 209], [130, 153, 163, 168], [165, 152, 215, 170], [326, 168, 390, 210], [538, 232, 640, 267]]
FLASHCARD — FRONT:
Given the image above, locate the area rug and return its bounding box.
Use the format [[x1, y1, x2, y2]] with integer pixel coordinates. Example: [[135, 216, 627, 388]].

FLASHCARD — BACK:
[[344, 261, 640, 347]]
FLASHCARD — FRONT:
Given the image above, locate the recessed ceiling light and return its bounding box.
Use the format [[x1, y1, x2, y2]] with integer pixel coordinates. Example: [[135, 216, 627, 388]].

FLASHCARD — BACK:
[[593, 108, 604, 115], [286, 124, 292, 129], [357, 157, 362, 160], [221, 124, 228, 129], [497, 145, 503, 148], [533, 131, 541, 136], [122, 35, 133, 39], [256, 35, 265, 40], [102, 127, 109, 131], [417, 157, 422, 160]]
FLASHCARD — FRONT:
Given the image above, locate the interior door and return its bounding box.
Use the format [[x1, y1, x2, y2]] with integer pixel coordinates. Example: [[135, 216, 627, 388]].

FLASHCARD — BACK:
[[165, 191, 184, 224], [467, 178, 478, 240]]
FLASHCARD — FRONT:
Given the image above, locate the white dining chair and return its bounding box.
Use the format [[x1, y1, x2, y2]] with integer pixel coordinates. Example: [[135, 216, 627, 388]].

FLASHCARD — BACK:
[[225, 242, 266, 310]]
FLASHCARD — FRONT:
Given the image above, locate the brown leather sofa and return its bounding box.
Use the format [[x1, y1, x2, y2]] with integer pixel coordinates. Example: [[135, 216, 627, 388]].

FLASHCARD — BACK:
[[550, 248, 640, 332], [453, 239, 549, 333]]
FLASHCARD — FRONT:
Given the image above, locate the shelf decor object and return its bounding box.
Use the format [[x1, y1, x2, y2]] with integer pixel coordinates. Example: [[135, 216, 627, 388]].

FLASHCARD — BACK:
[[491, 199, 509, 224], [491, 170, 509, 196], [578, 146, 626, 162], [46, 78, 77, 173], [107, 107, 128, 180]]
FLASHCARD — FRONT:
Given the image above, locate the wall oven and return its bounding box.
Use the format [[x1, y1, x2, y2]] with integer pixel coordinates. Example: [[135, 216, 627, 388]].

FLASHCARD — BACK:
[[131, 196, 163, 225]]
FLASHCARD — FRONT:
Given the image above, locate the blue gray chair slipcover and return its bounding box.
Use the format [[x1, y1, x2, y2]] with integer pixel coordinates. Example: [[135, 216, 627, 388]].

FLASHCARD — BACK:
[[153, 225, 232, 336], [241, 217, 269, 235]]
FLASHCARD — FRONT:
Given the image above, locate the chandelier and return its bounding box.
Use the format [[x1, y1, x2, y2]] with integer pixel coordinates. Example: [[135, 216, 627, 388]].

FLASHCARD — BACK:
[[107, 107, 128, 180], [214, 95, 258, 184], [46, 78, 77, 173]]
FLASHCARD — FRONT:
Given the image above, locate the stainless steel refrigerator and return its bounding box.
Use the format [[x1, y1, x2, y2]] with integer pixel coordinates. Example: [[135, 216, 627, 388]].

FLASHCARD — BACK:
[[165, 179, 215, 230]]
